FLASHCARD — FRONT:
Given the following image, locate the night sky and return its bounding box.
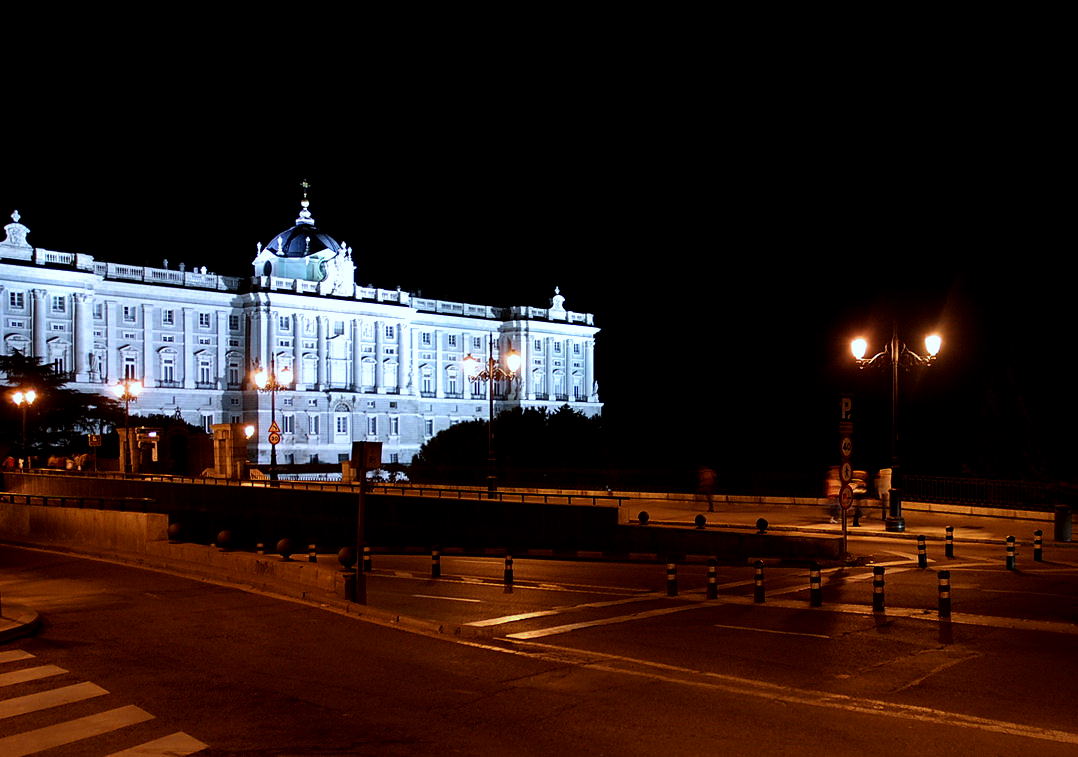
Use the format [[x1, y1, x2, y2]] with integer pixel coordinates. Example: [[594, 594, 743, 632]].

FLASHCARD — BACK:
[[2, 43, 1069, 486]]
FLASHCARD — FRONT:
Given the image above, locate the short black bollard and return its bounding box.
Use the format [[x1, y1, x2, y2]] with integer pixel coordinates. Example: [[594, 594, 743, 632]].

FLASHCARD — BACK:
[[756, 518, 769, 534], [666, 562, 678, 597], [337, 547, 358, 603], [917, 535, 928, 569], [256, 542, 265, 556], [809, 562, 822, 607], [362, 545, 372, 572], [504, 554, 514, 586], [1033, 529, 1043, 562], [753, 560, 765, 603], [706, 558, 718, 599], [1006, 536, 1016, 570], [945, 526, 954, 558], [308, 543, 318, 563], [872, 566, 885, 613], [937, 569, 951, 619], [695, 514, 707, 529], [638, 511, 650, 525], [431, 548, 441, 578], [216, 530, 233, 551]]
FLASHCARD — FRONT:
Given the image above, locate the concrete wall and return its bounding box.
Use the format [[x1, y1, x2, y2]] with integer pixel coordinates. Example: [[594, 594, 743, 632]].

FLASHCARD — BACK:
[[0, 501, 168, 554]]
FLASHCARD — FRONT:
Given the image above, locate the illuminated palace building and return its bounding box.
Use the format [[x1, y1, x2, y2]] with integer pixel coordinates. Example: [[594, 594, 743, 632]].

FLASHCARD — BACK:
[[0, 201, 601, 466]]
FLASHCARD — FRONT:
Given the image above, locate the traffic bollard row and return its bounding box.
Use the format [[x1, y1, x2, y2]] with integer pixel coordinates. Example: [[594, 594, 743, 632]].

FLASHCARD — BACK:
[[937, 570, 951, 618], [872, 566, 885, 613], [809, 562, 822, 607], [917, 535, 928, 569], [666, 563, 678, 597], [945, 526, 954, 558]]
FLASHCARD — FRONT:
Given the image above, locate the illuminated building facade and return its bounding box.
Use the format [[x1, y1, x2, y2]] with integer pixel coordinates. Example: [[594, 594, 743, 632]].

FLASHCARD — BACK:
[[0, 201, 600, 466]]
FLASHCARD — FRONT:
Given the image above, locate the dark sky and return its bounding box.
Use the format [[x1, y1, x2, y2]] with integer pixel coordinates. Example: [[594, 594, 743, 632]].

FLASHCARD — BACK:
[[2, 38, 1070, 484]]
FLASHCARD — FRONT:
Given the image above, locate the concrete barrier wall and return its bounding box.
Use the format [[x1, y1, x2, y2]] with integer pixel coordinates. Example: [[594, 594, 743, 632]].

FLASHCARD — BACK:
[[0, 502, 168, 554]]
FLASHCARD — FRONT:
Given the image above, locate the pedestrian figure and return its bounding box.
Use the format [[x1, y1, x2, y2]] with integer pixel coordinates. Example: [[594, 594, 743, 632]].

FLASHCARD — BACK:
[[825, 466, 841, 523], [697, 466, 716, 512]]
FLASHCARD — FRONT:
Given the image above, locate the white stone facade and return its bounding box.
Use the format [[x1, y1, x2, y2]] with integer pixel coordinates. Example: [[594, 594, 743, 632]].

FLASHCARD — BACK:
[[0, 205, 601, 466]]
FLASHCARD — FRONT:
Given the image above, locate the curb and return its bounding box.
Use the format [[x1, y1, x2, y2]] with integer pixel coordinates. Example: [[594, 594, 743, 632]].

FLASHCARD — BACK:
[[0, 604, 40, 643]]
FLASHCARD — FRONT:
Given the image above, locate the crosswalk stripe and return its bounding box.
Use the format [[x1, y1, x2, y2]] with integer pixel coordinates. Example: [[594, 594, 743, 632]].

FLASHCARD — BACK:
[[0, 681, 108, 719], [0, 704, 154, 757], [0, 665, 67, 687], [106, 730, 208, 756], [0, 651, 34, 664]]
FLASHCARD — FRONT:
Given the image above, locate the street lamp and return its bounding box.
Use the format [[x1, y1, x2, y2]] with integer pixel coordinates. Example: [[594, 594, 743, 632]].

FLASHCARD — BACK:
[[10, 388, 38, 470], [111, 379, 143, 474], [851, 324, 942, 532], [462, 335, 521, 496], [252, 357, 292, 482]]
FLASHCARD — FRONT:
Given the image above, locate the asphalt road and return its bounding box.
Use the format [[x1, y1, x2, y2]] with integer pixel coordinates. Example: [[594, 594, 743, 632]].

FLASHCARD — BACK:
[[2, 541, 1077, 755]]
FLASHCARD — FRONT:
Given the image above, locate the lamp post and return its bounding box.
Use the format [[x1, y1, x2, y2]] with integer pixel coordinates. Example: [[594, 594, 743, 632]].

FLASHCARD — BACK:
[[851, 324, 942, 532], [252, 357, 292, 482], [10, 388, 38, 470], [111, 379, 143, 474], [462, 335, 521, 496]]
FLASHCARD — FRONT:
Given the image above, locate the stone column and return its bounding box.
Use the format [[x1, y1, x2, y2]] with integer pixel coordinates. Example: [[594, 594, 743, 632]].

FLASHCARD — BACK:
[[74, 292, 91, 380], [143, 304, 155, 385], [585, 339, 596, 402], [31, 289, 47, 359], [351, 319, 362, 391], [374, 320, 384, 393], [316, 316, 327, 390], [182, 308, 195, 389], [292, 314, 303, 387]]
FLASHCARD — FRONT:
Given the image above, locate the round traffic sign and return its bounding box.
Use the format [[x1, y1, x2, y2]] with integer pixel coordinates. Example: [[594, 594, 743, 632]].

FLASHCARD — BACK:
[[840, 436, 853, 458], [840, 462, 853, 484], [839, 485, 854, 510], [268, 431, 282, 445]]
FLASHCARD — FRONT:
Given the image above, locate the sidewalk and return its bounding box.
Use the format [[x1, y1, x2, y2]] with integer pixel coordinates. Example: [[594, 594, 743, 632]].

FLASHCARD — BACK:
[[626, 497, 1072, 546]]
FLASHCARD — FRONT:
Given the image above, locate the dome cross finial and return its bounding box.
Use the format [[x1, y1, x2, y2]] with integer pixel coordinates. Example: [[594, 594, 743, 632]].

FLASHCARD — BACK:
[[296, 180, 315, 225]]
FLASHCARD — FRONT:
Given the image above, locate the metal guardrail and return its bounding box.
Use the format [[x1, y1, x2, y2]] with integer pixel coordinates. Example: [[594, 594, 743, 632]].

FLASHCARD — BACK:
[[0, 492, 157, 511]]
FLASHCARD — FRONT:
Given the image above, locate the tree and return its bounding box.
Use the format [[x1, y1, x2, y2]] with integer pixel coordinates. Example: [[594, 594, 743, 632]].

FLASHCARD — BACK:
[[410, 406, 611, 487], [0, 351, 123, 459]]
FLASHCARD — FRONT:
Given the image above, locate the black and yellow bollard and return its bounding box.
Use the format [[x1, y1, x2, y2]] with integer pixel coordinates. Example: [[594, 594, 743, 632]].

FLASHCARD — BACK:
[[945, 526, 954, 558], [504, 554, 514, 586], [666, 562, 678, 597], [308, 543, 318, 563], [872, 566, 885, 613], [706, 559, 718, 600], [753, 560, 765, 603], [256, 542, 265, 556], [1006, 536, 1016, 571], [809, 562, 822, 607], [362, 545, 372, 572], [917, 535, 928, 569], [1033, 530, 1043, 562], [431, 547, 441, 579], [937, 569, 951, 619]]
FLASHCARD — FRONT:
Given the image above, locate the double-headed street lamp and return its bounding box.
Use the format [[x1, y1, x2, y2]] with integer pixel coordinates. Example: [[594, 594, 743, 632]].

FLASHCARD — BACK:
[[851, 325, 942, 532], [111, 379, 143, 474], [463, 335, 521, 496], [10, 388, 38, 469], [252, 358, 292, 482]]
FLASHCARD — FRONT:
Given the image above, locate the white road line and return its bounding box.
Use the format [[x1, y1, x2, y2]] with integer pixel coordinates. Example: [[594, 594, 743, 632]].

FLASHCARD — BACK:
[[503, 639, 1078, 745], [0, 665, 67, 688], [106, 731, 208, 756], [0, 704, 154, 757], [411, 594, 482, 603], [714, 623, 830, 640], [0, 681, 108, 719], [466, 592, 668, 627], [506, 603, 708, 640], [0, 650, 34, 664]]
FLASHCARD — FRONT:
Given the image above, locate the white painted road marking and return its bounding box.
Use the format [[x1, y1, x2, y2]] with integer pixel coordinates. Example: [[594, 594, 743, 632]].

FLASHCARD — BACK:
[[0, 665, 67, 687], [411, 594, 482, 603], [506, 603, 709, 639], [714, 623, 831, 639], [0, 681, 108, 720], [0, 704, 153, 756], [106, 731, 209, 756], [0, 650, 34, 664]]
